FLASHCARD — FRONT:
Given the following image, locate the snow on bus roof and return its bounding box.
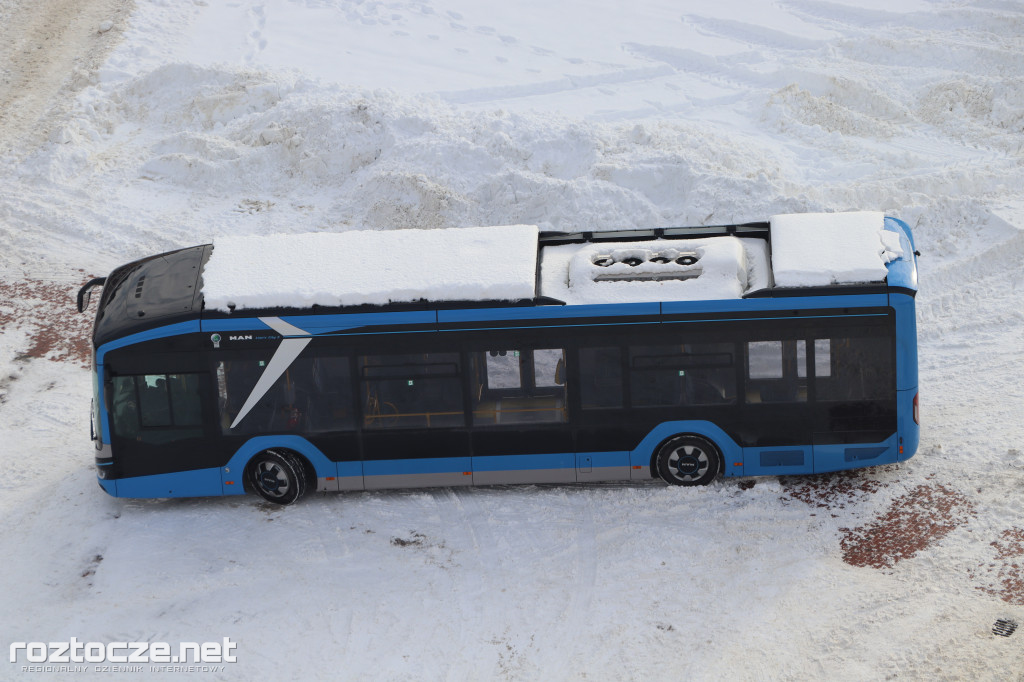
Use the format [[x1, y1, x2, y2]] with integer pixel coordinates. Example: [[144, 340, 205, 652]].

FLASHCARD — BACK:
[[769, 211, 903, 287], [201, 225, 540, 311]]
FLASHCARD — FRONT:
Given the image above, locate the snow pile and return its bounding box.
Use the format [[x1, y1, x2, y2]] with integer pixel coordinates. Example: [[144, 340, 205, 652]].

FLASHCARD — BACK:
[[770, 211, 902, 287], [202, 225, 539, 310], [541, 236, 769, 304]]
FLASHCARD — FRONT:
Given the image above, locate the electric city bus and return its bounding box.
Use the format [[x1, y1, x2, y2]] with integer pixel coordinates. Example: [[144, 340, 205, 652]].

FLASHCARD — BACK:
[[77, 212, 919, 504]]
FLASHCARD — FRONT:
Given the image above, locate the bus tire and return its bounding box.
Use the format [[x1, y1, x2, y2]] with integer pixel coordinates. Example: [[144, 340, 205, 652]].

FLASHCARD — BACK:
[[655, 435, 721, 487], [247, 449, 307, 505]]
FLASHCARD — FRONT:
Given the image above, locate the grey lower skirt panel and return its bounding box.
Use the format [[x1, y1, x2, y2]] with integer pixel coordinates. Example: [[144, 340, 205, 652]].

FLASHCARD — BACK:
[[316, 461, 647, 493], [363, 471, 474, 490], [473, 468, 577, 486], [317, 476, 364, 492], [355, 466, 635, 491], [578, 466, 633, 483]]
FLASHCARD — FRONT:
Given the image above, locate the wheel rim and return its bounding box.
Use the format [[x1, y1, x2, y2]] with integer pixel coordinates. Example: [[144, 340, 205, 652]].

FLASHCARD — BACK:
[[666, 444, 709, 482], [255, 460, 290, 498]]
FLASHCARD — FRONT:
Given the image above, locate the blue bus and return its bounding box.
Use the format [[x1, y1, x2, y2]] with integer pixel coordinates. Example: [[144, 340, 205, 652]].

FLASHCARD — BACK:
[[78, 214, 919, 504]]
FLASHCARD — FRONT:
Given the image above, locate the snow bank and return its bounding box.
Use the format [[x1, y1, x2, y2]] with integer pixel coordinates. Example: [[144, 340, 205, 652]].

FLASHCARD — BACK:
[[770, 211, 901, 287], [202, 225, 538, 310], [541, 236, 769, 304]]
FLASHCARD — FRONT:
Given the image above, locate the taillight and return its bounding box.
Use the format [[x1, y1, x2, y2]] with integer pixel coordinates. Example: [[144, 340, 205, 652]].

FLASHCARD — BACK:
[[913, 393, 919, 424]]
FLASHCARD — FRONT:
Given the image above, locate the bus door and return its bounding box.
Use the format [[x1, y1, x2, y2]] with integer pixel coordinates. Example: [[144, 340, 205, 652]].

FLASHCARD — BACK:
[[468, 347, 576, 485], [356, 351, 472, 489], [574, 345, 639, 482], [739, 338, 815, 476], [106, 369, 224, 496], [808, 333, 899, 473]]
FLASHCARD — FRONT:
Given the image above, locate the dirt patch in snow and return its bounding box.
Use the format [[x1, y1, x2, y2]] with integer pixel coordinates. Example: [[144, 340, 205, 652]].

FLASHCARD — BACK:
[[974, 527, 1024, 606], [0, 277, 94, 366], [781, 467, 897, 510], [839, 483, 976, 570]]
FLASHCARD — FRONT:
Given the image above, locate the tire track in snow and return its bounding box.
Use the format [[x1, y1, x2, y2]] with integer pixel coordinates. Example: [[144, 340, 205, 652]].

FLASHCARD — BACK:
[[0, 0, 134, 155]]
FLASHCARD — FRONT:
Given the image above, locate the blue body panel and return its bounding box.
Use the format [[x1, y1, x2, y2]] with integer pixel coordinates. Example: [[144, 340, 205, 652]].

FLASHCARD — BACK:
[[897, 388, 920, 461], [283, 310, 437, 335], [814, 434, 900, 473], [112, 467, 224, 499], [743, 445, 813, 476], [438, 302, 660, 324], [661, 294, 889, 317]]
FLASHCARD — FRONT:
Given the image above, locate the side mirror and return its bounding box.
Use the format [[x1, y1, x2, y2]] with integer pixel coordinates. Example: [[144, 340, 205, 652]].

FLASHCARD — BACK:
[[77, 277, 106, 313]]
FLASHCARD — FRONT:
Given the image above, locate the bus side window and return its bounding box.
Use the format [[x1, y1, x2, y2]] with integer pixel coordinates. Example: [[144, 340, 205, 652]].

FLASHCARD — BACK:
[[629, 343, 735, 407], [360, 353, 464, 429], [745, 340, 807, 403], [111, 376, 140, 439], [111, 374, 205, 444], [816, 336, 893, 401], [579, 347, 623, 409], [471, 348, 567, 425], [485, 351, 521, 389]]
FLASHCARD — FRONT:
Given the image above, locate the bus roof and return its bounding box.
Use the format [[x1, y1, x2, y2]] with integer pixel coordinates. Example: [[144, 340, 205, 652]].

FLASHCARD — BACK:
[[200, 211, 905, 311], [202, 225, 540, 312], [90, 212, 916, 349]]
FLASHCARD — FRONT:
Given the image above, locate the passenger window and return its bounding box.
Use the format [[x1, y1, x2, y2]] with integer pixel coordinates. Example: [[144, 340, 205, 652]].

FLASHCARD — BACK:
[[471, 348, 567, 425], [534, 348, 565, 388], [485, 351, 521, 389], [745, 341, 807, 403], [629, 343, 735, 407], [816, 336, 893, 401], [360, 353, 464, 429], [579, 347, 623, 409], [111, 374, 205, 444], [747, 341, 783, 379], [217, 356, 355, 434], [814, 339, 831, 377]]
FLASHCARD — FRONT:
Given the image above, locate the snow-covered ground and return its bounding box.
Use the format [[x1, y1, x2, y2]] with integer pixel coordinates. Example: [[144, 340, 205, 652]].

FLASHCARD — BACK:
[[2, 0, 1024, 679]]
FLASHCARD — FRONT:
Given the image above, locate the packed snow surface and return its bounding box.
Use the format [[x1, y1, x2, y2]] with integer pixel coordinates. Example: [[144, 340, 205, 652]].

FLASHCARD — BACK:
[[770, 211, 899, 287], [2, 0, 1024, 680], [203, 224, 539, 310]]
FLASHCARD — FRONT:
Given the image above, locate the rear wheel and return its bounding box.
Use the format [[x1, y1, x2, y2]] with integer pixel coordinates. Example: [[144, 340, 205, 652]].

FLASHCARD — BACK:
[[655, 435, 721, 486], [247, 449, 307, 505]]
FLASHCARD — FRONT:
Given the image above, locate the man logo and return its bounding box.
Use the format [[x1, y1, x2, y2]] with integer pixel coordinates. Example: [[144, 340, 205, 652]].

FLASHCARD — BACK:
[[210, 333, 221, 349]]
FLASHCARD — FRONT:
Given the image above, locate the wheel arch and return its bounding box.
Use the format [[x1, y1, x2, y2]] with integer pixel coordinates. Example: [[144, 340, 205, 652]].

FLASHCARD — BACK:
[[631, 421, 744, 479], [221, 436, 339, 496]]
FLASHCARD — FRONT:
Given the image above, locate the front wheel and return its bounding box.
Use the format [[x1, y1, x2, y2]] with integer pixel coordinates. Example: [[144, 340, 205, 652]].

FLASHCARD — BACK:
[[655, 435, 721, 486], [247, 449, 307, 505]]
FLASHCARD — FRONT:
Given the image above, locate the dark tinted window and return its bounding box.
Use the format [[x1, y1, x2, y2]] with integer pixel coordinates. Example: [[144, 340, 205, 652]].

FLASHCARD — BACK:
[[217, 355, 355, 434], [630, 343, 735, 407], [579, 346, 623, 409], [360, 353, 464, 429], [816, 336, 894, 401], [111, 374, 204, 444]]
